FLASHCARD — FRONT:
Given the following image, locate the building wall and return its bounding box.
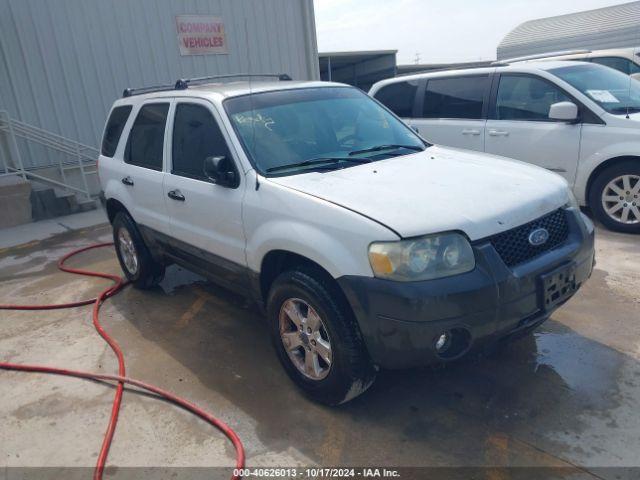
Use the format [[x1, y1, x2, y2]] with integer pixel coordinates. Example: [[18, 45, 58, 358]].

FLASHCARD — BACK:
[[0, 0, 319, 169], [498, 1, 640, 60]]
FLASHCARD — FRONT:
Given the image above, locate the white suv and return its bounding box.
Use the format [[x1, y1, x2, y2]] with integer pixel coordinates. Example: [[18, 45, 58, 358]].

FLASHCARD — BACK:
[[99, 75, 594, 405], [370, 61, 640, 233]]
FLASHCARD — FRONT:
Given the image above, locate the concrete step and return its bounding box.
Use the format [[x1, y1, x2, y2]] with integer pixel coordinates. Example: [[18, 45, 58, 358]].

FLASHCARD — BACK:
[[29, 181, 96, 220]]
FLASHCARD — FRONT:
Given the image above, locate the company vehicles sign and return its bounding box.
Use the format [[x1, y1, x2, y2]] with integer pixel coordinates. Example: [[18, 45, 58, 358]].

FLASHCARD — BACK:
[[176, 15, 227, 56]]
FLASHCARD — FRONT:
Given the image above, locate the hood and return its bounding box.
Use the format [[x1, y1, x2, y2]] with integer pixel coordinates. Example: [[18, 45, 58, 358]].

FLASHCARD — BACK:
[[267, 146, 571, 241]]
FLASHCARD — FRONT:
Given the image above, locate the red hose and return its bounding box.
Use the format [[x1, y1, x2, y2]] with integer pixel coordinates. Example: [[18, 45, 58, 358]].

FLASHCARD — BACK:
[[0, 242, 245, 479]]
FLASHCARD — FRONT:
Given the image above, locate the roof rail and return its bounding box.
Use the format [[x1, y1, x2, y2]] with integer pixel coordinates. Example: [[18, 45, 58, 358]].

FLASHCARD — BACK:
[[493, 49, 592, 65], [122, 73, 292, 98]]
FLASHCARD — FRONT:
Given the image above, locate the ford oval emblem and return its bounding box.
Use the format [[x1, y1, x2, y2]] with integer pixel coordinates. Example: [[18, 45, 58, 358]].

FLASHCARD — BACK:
[[528, 228, 549, 246]]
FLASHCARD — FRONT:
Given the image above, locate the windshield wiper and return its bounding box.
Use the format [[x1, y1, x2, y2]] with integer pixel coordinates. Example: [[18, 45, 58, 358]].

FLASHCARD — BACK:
[[265, 156, 371, 173], [348, 144, 424, 156]]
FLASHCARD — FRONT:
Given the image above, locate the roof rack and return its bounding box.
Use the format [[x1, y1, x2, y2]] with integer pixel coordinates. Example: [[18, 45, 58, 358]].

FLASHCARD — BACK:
[[493, 49, 591, 65], [122, 73, 292, 98]]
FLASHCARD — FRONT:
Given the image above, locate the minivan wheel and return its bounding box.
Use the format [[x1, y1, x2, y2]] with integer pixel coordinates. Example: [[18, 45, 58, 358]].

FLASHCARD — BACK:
[[112, 212, 165, 288], [267, 267, 376, 405], [589, 161, 640, 233]]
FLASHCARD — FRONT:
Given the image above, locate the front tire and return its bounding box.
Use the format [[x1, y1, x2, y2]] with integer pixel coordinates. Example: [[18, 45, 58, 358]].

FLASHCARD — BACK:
[[589, 160, 640, 233], [267, 267, 376, 405], [112, 212, 165, 288]]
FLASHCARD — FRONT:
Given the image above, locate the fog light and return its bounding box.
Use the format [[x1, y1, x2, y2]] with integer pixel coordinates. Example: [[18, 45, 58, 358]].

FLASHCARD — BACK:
[[435, 332, 451, 352]]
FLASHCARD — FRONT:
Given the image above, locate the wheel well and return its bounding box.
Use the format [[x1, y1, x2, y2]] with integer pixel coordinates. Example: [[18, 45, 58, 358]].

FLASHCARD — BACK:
[[259, 250, 339, 303], [105, 198, 131, 224], [586, 156, 640, 203]]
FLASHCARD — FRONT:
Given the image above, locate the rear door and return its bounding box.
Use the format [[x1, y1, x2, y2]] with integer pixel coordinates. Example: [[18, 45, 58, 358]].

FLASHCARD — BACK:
[[163, 99, 248, 288], [411, 74, 490, 152], [122, 102, 172, 235], [484, 73, 581, 184]]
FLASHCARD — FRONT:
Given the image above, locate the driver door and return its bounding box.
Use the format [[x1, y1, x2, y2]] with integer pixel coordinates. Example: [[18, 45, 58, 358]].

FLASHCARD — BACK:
[[485, 73, 581, 185], [163, 99, 248, 289]]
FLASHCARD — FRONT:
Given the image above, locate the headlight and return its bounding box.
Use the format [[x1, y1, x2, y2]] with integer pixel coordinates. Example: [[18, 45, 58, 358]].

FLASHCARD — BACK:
[[368, 232, 475, 282]]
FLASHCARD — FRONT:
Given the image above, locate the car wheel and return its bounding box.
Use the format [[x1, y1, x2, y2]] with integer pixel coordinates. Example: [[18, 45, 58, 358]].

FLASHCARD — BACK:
[[112, 212, 165, 288], [589, 160, 640, 233], [267, 266, 376, 405]]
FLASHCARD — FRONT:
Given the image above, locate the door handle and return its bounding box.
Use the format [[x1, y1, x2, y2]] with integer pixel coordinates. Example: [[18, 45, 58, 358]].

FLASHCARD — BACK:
[[462, 129, 481, 135], [488, 130, 509, 137], [167, 189, 185, 201], [121, 176, 134, 186]]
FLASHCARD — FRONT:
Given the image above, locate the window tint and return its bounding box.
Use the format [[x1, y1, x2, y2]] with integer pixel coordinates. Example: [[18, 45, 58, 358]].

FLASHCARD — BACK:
[[101, 106, 132, 157], [590, 56, 640, 75], [171, 103, 231, 180], [374, 81, 419, 117], [125, 103, 169, 171], [495, 75, 570, 121], [422, 76, 487, 119]]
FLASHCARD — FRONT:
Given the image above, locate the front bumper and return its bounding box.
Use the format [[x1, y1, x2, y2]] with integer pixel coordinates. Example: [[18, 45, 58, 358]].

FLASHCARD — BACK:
[[337, 209, 595, 369]]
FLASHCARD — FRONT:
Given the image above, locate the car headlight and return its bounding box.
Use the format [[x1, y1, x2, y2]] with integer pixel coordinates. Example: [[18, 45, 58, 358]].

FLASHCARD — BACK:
[[368, 232, 475, 282]]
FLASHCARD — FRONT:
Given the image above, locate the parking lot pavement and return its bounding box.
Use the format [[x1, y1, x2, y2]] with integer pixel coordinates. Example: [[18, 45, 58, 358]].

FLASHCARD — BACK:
[[0, 222, 638, 478]]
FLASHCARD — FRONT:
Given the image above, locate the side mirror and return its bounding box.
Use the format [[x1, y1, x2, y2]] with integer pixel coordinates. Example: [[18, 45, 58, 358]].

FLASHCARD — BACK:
[[549, 101, 578, 122], [631, 73, 640, 82], [203, 156, 238, 188]]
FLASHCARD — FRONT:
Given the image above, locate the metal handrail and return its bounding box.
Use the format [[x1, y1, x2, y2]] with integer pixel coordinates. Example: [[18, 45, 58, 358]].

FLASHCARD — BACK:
[[0, 110, 98, 199]]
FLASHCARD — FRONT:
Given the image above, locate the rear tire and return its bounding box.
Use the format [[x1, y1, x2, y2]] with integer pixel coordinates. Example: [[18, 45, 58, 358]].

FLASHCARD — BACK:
[[589, 160, 640, 233], [112, 212, 165, 288], [267, 266, 376, 405]]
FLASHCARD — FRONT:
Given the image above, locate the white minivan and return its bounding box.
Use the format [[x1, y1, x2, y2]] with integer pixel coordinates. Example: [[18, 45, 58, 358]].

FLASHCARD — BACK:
[[370, 61, 640, 233]]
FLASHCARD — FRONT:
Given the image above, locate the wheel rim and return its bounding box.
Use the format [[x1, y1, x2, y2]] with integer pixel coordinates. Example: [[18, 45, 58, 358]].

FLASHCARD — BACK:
[[278, 298, 332, 381], [601, 174, 640, 225], [117, 228, 139, 275]]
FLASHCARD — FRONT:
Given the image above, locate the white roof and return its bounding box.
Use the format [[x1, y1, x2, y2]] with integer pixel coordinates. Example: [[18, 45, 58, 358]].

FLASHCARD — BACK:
[[370, 60, 587, 91], [115, 80, 348, 105]]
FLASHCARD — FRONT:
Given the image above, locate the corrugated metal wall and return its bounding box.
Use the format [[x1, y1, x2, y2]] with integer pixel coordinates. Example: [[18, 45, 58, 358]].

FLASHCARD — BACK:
[[498, 1, 640, 60], [0, 0, 319, 168]]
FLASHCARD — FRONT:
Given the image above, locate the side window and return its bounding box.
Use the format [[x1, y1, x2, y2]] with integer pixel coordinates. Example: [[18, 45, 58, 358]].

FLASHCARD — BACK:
[[171, 103, 231, 180], [101, 106, 132, 157], [373, 81, 419, 117], [495, 75, 570, 121], [422, 76, 488, 119], [125, 103, 169, 171], [590, 56, 637, 75]]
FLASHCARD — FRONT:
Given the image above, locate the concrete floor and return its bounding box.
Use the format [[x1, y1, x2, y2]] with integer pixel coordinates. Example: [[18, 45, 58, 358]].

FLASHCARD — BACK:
[[1, 221, 639, 479]]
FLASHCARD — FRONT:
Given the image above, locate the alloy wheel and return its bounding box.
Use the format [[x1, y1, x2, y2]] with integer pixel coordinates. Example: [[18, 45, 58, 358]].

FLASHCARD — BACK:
[[279, 298, 332, 381], [117, 228, 139, 275], [601, 174, 640, 225]]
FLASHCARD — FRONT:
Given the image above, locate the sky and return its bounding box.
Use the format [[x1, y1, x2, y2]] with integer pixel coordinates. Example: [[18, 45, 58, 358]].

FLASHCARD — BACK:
[[313, 0, 631, 64]]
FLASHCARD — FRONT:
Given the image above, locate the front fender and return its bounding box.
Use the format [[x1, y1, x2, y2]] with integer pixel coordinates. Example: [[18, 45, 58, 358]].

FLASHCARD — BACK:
[[243, 178, 398, 278]]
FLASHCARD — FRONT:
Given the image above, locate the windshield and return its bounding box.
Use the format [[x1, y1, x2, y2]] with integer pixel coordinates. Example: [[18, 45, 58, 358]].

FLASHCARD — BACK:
[[550, 63, 640, 114], [224, 87, 426, 175]]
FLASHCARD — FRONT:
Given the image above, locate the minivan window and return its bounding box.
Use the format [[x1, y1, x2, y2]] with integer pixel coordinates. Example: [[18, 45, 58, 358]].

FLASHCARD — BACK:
[[495, 75, 570, 121], [224, 87, 425, 176], [373, 81, 419, 117], [590, 56, 640, 75], [422, 76, 487, 119], [172, 103, 231, 180], [550, 63, 640, 115], [125, 103, 169, 171], [101, 106, 132, 157]]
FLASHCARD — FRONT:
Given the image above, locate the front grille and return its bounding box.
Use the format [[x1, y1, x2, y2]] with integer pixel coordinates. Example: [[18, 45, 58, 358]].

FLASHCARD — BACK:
[[488, 209, 569, 267]]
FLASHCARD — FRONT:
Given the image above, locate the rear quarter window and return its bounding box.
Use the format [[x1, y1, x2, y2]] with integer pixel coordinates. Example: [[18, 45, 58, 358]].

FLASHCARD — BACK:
[[373, 81, 419, 117], [101, 106, 132, 157]]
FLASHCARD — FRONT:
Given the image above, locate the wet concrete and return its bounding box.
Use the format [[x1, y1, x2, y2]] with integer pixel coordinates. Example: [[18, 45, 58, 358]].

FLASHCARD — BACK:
[[1, 223, 639, 479]]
